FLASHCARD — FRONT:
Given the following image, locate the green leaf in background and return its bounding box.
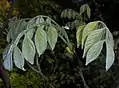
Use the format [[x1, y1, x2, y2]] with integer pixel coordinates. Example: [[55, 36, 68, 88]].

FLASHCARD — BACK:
[[3, 50, 13, 71], [76, 25, 85, 48], [47, 26, 58, 50], [105, 41, 115, 71], [8, 20, 18, 41], [80, 4, 91, 18], [68, 9, 72, 19], [86, 4, 91, 18], [86, 40, 105, 65], [13, 46, 25, 71], [8, 23, 16, 41], [61, 9, 77, 19], [35, 25, 47, 56], [62, 9, 67, 18], [15, 20, 27, 35], [82, 21, 97, 48], [22, 35, 36, 64], [83, 28, 104, 58], [80, 4, 85, 14], [8, 20, 27, 42], [72, 10, 76, 19]]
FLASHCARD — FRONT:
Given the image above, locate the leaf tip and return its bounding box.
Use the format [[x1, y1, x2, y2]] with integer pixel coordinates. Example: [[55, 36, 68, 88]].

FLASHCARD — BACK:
[[22, 68, 26, 71], [85, 62, 89, 66]]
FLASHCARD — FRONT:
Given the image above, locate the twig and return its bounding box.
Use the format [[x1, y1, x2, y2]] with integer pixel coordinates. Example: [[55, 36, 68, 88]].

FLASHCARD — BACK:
[[27, 62, 40, 73], [51, 51, 57, 75], [0, 66, 11, 88], [75, 52, 90, 88], [79, 69, 89, 88], [27, 57, 47, 81], [36, 56, 47, 80]]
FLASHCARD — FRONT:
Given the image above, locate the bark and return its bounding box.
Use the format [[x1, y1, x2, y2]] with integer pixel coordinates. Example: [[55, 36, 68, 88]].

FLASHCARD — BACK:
[[0, 66, 11, 88]]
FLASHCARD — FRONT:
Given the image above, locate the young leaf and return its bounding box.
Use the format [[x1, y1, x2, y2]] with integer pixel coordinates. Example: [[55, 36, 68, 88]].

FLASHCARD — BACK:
[[66, 47, 74, 55], [86, 40, 104, 65], [47, 26, 58, 50], [36, 17, 40, 24], [22, 35, 36, 64], [40, 17, 44, 23], [76, 25, 85, 48], [3, 50, 13, 71], [46, 17, 51, 24], [35, 25, 47, 56], [106, 42, 115, 71], [83, 28, 104, 58], [82, 21, 97, 48], [72, 10, 76, 19], [13, 46, 25, 71]]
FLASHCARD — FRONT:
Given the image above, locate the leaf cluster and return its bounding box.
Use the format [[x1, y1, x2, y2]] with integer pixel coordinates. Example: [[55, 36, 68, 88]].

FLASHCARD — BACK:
[[3, 15, 70, 71], [61, 4, 91, 29], [76, 21, 115, 71]]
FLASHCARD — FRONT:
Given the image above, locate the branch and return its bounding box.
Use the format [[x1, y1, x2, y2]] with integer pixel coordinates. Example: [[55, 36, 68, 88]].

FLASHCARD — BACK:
[[36, 56, 47, 80], [75, 52, 90, 88], [79, 68, 89, 88], [0, 66, 11, 88], [27, 62, 40, 73]]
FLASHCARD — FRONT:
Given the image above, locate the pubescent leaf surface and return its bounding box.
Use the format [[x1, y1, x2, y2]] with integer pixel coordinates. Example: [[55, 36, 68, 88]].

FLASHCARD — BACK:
[[3, 50, 13, 71], [22, 35, 36, 64], [83, 28, 104, 58], [76, 25, 85, 48], [26, 28, 35, 39], [13, 46, 25, 71], [106, 40, 115, 71], [106, 28, 114, 48], [35, 25, 47, 56], [86, 40, 105, 65], [47, 26, 58, 50], [82, 21, 97, 48]]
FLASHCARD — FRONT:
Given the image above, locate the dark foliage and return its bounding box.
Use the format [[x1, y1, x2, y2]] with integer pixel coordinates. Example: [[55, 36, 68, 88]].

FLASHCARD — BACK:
[[1, 0, 119, 88]]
